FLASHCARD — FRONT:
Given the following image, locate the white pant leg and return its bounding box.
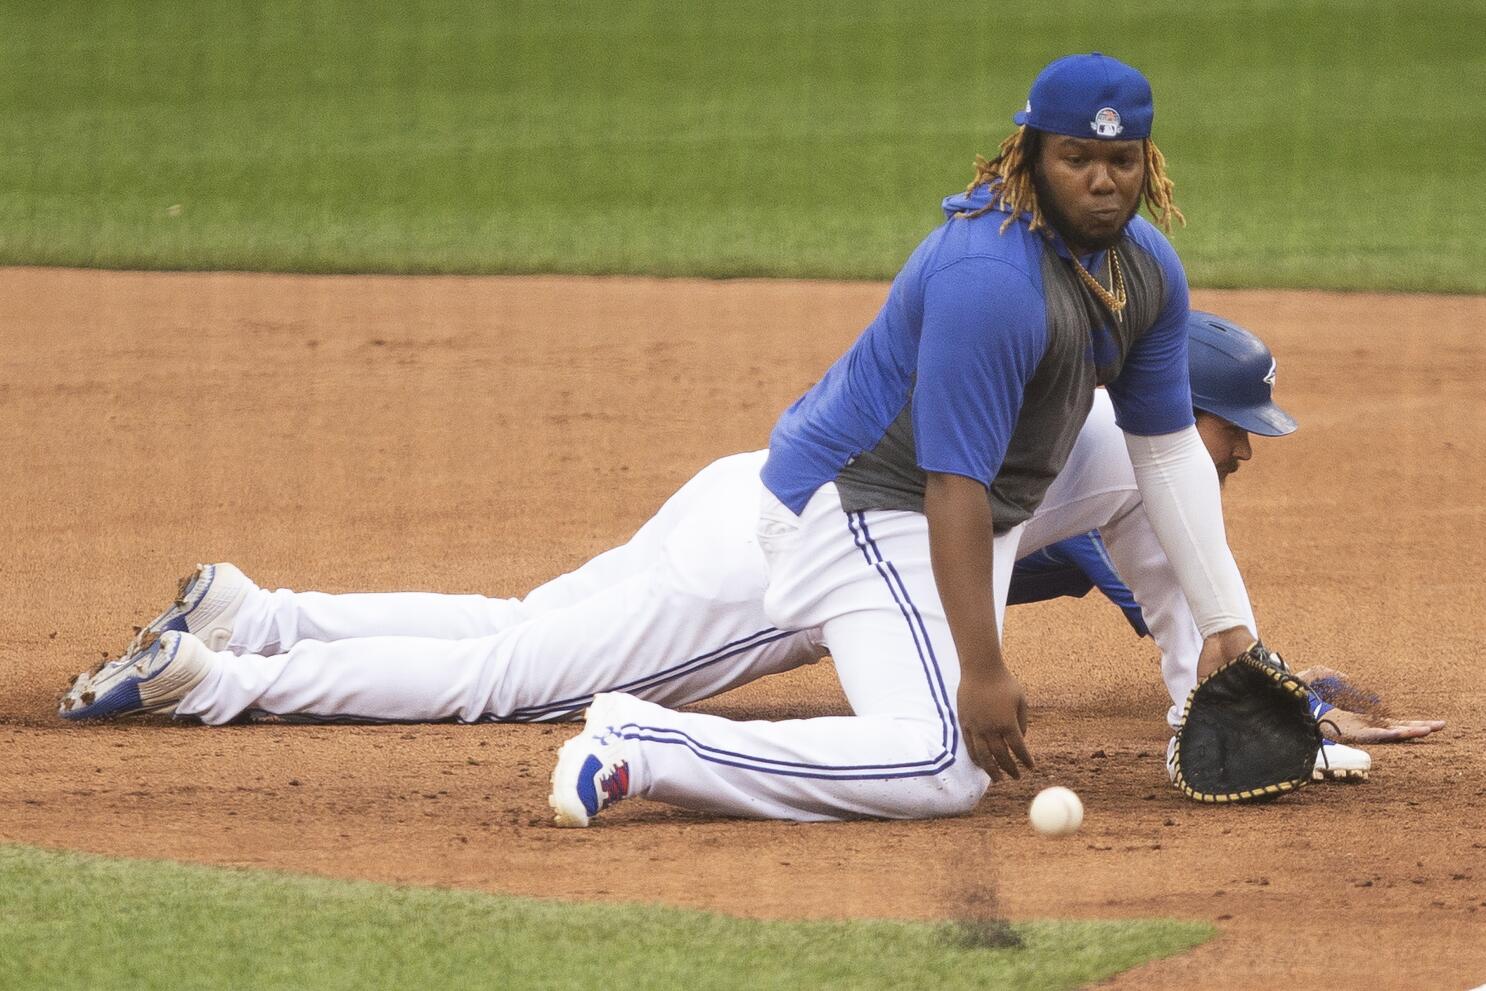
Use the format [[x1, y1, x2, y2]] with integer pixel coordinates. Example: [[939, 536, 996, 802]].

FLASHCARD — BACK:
[[602, 484, 1024, 822], [226, 451, 771, 654], [227, 590, 528, 657], [181, 574, 817, 726], [225, 536, 671, 656], [179, 453, 820, 725]]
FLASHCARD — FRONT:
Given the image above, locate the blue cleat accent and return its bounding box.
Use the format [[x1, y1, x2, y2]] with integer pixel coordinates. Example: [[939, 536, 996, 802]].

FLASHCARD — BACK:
[[70, 678, 146, 721], [548, 694, 634, 827], [576, 754, 604, 818]]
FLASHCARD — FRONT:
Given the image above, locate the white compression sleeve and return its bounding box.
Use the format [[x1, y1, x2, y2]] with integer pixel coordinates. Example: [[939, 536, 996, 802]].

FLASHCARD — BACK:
[[1123, 425, 1256, 640]]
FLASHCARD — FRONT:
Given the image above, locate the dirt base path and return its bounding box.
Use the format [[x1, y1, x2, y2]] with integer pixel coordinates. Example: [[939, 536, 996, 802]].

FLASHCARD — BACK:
[[3, 269, 1483, 988]]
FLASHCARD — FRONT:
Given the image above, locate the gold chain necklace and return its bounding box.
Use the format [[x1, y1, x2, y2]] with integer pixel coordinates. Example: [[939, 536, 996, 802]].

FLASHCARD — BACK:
[[1070, 248, 1127, 314]]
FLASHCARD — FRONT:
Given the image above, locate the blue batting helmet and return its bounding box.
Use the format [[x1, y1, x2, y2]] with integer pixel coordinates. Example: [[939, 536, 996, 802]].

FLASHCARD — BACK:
[[1187, 311, 1297, 437]]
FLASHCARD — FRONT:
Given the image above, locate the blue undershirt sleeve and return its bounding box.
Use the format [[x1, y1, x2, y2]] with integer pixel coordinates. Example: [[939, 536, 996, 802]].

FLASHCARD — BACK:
[[1007, 547, 1097, 605], [912, 258, 1046, 485], [1008, 535, 1151, 637], [1107, 234, 1194, 436], [1065, 532, 1152, 637]]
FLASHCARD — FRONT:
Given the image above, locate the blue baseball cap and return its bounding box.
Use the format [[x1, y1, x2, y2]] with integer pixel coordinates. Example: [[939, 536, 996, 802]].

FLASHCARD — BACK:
[[1012, 53, 1154, 140]]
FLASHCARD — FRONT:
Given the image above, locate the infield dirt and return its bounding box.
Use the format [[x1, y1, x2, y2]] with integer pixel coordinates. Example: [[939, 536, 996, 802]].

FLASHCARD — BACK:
[[3, 268, 1483, 988]]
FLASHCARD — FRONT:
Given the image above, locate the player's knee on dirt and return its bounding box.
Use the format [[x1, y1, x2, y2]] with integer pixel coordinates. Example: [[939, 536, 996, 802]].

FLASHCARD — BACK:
[[861, 770, 984, 820], [872, 743, 988, 819], [926, 755, 991, 817]]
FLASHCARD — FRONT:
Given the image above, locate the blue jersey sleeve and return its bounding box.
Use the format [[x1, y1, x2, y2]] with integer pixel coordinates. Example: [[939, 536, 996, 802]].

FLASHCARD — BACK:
[[912, 257, 1046, 485], [1106, 225, 1194, 436], [1009, 533, 1151, 637]]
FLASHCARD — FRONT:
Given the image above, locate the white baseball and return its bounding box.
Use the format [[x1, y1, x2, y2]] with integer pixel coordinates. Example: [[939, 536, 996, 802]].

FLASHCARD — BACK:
[[1028, 786, 1084, 837]]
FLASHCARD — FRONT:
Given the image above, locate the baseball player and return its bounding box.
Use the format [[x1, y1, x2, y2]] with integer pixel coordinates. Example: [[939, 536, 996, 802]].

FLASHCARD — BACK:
[[541, 50, 1265, 824], [58, 313, 1439, 806]]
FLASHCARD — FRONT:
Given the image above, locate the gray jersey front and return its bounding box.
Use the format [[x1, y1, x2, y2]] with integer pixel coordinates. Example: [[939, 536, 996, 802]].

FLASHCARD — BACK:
[[835, 235, 1170, 532]]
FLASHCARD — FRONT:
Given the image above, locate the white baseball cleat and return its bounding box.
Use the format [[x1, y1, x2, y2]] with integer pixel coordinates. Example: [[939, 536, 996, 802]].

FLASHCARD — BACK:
[[1313, 739, 1370, 782], [548, 693, 635, 828], [125, 562, 254, 656], [59, 630, 215, 721]]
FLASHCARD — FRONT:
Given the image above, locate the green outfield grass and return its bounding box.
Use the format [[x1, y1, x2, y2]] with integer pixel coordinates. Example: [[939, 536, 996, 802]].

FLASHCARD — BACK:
[[0, 844, 1211, 991], [1, 0, 1481, 290]]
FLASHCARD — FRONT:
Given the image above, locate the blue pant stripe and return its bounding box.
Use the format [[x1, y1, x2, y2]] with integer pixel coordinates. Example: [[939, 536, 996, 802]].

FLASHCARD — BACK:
[[506, 626, 796, 721], [617, 728, 954, 780], [602, 508, 957, 779], [851, 512, 958, 758]]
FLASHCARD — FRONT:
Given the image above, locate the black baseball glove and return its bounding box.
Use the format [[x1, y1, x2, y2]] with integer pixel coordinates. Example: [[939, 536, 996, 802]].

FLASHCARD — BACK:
[[1170, 642, 1322, 804]]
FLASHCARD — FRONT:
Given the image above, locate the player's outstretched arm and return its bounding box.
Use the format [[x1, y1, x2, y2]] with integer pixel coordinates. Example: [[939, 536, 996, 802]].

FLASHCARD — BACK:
[[925, 471, 1033, 782]]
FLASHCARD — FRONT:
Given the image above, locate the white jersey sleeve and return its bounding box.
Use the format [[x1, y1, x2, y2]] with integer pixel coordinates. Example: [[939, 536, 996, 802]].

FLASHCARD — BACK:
[[1124, 426, 1255, 639]]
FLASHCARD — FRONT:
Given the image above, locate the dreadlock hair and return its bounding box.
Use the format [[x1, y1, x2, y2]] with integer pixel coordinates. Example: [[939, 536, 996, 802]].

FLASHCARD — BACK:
[[955, 126, 1185, 236]]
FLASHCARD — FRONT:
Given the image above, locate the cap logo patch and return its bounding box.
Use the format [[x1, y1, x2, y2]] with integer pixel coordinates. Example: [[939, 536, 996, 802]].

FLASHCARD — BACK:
[[1263, 359, 1277, 388], [1091, 107, 1123, 137]]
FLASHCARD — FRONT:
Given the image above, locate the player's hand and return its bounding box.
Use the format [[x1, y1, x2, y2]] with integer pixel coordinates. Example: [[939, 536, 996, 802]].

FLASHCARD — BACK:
[[1294, 665, 1446, 742], [956, 665, 1033, 781], [1319, 707, 1446, 744]]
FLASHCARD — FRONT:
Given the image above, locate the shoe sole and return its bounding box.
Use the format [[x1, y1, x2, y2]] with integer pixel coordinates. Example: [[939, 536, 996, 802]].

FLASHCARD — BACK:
[[1313, 749, 1370, 782], [61, 632, 192, 720], [1314, 765, 1369, 782], [59, 633, 171, 720], [123, 567, 205, 656]]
